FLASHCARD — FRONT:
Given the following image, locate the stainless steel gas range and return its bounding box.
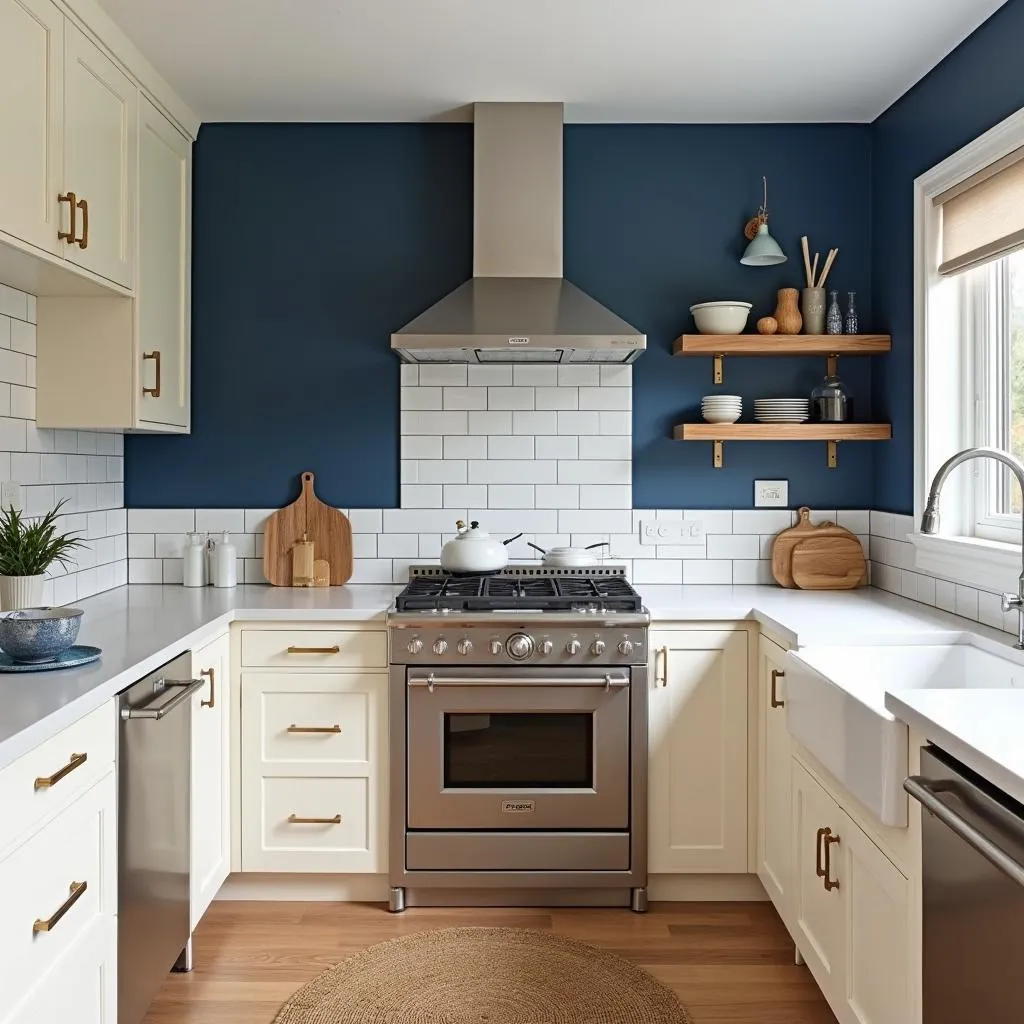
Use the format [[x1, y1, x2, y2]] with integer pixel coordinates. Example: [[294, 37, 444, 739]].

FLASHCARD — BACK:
[[387, 565, 649, 913]]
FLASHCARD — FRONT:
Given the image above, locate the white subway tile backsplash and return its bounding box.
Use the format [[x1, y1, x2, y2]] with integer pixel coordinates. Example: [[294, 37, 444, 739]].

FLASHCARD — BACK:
[[558, 509, 633, 534], [470, 508, 559, 533], [684, 560, 733, 584], [934, 579, 956, 613], [837, 510, 871, 534], [401, 410, 468, 435], [377, 534, 419, 558], [488, 386, 534, 410], [349, 508, 384, 533], [579, 485, 631, 509], [733, 560, 775, 585], [419, 365, 467, 386], [400, 484, 443, 508], [579, 386, 630, 411], [599, 411, 631, 435], [401, 386, 442, 410], [599, 366, 632, 387], [403, 436, 444, 459], [443, 484, 488, 507], [578, 435, 630, 460], [384, 508, 464, 533], [128, 509, 195, 533], [632, 559, 682, 584], [513, 365, 558, 387], [955, 585, 979, 621], [129, 558, 163, 584], [559, 460, 629, 485], [194, 508, 246, 534], [978, 590, 1003, 629], [400, 364, 418, 385], [416, 460, 467, 484], [244, 508, 277, 533], [351, 533, 377, 558], [469, 460, 557, 484], [443, 386, 488, 410], [468, 365, 512, 386], [536, 485, 580, 509], [535, 435, 578, 459], [732, 509, 794, 534], [707, 534, 760, 560], [557, 366, 600, 386], [686, 509, 733, 534], [557, 411, 600, 435], [535, 387, 578, 410], [442, 436, 487, 459], [488, 436, 534, 459], [488, 485, 535, 508], [512, 411, 558, 434]]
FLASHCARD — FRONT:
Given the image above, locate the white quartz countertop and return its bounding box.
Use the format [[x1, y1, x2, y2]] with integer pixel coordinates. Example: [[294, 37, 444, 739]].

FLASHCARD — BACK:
[[0, 579, 1012, 776], [885, 689, 1024, 806]]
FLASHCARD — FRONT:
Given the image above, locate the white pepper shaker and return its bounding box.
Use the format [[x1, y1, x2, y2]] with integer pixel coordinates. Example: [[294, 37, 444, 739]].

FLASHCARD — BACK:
[[212, 531, 237, 588], [183, 533, 207, 587]]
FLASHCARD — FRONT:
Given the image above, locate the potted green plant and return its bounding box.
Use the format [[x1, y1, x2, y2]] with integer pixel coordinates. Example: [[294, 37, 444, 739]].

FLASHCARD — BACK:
[[0, 502, 85, 609]]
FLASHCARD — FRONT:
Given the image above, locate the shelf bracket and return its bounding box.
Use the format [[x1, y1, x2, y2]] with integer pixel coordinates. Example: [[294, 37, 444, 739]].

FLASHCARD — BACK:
[[714, 354, 724, 385], [713, 440, 724, 468], [827, 353, 839, 377], [827, 440, 838, 469]]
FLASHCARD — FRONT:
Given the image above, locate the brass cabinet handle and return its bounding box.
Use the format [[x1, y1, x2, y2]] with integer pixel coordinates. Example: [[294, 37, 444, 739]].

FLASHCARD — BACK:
[[33, 880, 87, 933], [655, 646, 669, 686], [815, 826, 828, 878], [142, 350, 162, 397], [770, 668, 785, 709], [76, 196, 88, 249], [823, 830, 840, 891], [58, 192, 77, 243], [287, 813, 341, 825], [35, 752, 87, 790], [287, 724, 341, 734], [287, 645, 340, 655], [200, 667, 215, 709]]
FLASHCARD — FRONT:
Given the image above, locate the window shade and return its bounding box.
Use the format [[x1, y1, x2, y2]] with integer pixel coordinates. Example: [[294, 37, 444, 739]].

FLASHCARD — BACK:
[[935, 147, 1024, 275]]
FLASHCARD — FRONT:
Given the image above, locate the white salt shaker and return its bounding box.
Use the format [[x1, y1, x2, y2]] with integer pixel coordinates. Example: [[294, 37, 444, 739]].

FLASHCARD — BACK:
[[211, 531, 237, 588], [183, 533, 207, 587]]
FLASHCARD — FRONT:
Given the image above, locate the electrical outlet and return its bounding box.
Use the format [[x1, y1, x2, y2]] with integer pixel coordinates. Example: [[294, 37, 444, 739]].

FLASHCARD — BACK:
[[755, 480, 788, 508], [640, 519, 704, 545], [1, 481, 22, 512]]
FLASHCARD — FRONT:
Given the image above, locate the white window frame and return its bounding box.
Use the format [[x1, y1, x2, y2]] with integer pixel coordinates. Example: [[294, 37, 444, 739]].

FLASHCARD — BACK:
[[912, 105, 1024, 593]]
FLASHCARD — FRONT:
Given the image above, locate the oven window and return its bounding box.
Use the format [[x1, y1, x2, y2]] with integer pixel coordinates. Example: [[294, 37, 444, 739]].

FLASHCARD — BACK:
[[443, 713, 593, 788]]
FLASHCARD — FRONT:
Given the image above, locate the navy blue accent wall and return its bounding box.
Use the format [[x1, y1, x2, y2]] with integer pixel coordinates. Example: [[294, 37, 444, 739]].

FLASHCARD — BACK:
[[127, 122, 873, 508], [871, 0, 1024, 513]]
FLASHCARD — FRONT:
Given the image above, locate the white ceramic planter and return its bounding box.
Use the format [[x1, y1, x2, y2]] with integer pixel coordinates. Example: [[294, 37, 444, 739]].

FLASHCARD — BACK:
[[0, 575, 45, 611]]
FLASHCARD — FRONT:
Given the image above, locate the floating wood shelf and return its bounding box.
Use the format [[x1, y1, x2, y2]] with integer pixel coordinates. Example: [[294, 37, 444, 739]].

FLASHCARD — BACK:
[[673, 334, 891, 383], [673, 422, 892, 469]]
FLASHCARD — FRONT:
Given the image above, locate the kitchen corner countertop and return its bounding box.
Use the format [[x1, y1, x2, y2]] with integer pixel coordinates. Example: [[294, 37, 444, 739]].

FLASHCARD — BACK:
[[0, 581, 1012, 775]]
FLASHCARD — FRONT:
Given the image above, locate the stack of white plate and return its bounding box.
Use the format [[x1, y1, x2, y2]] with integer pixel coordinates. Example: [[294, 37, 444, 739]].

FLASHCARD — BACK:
[[701, 395, 742, 424], [754, 398, 810, 423]]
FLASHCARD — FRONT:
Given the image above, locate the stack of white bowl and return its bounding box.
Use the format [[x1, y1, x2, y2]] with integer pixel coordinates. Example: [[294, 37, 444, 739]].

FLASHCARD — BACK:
[[701, 395, 743, 424], [754, 398, 810, 423]]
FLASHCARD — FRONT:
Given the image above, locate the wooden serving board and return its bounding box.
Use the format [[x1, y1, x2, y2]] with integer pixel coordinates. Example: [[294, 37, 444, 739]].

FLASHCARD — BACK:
[[790, 535, 867, 590], [770, 506, 858, 588], [263, 472, 353, 587]]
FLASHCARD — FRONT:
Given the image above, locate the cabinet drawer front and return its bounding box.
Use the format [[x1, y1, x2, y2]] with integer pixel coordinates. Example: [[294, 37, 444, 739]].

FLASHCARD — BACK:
[[259, 686, 370, 766], [0, 702, 115, 852], [257, 777, 370, 861], [0, 772, 115, 1007], [241, 629, 386, 669]]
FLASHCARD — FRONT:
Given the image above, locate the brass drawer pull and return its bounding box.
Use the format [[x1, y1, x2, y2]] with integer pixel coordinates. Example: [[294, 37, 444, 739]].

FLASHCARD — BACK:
[[287, 724, 342, 734], [770, 669, 785, 708], [287, 645, 340, 655], [200, 667, 215, 709], [655, 646, 669, 687], [76, 196, 89, 249], [142, 350, 162, 398], [33, 880, 87, 933], [35, 752, 87, 790], [823, 830, 840, 891], [58, 191, 77, 243], [287, 813, 341, 825], [815, 826, 828, 878]]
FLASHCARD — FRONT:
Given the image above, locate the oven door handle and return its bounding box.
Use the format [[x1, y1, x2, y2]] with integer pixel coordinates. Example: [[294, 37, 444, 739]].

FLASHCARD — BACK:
[[408, 673, 630, 693]]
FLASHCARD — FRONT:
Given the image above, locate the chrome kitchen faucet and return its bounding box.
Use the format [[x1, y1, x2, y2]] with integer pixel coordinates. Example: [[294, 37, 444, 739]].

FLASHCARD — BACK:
[[920, 446, 1024, 649]]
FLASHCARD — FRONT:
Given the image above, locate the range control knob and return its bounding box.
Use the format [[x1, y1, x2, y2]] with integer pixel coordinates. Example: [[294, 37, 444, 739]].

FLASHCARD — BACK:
[[432, 639, 448, 656], [539, 640, 554, 655], [618, 639, 634, 656], [591, 640, 607, 656], [507, 633, 535, 660], [489, 639, 503, 656], [457, 639, 473, 656], [566, 639, 582, 656], [407, 639, 423, 655]]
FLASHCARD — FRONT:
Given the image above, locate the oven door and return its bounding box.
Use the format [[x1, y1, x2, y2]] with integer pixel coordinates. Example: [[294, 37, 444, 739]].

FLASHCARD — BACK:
[[406, 667, 630, 831]]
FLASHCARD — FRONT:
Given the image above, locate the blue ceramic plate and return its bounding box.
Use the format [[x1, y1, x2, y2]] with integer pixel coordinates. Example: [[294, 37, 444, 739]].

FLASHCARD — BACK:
[[0, 645, 102, 672]]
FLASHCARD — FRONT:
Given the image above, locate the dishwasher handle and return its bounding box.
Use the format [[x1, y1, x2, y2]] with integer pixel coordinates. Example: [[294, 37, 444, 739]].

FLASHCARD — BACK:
[[905, 775, 1024, 889], [121, 679, 205, 721]]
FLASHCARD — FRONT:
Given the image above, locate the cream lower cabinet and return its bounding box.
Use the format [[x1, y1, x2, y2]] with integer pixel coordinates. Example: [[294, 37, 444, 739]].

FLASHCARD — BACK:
[[190, 631, 231, 930], [648, 628, 749, 873], [757, 636, 794, 923], [792, 758, 912, 1024]]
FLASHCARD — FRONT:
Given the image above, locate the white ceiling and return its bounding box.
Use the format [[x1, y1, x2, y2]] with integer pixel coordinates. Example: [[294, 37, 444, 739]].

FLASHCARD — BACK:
[[96, 0, 1007, 123]]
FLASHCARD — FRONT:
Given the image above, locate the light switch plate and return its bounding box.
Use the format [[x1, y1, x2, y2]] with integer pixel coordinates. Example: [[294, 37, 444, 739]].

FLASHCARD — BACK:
[[755, 480, 788, 508], [1, 481, 22, 512], [639, 519, 704, 545]]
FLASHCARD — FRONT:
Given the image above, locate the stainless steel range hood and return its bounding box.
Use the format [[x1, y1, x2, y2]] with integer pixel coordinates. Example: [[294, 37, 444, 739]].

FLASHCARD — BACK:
[[391, 103, 646, 365]]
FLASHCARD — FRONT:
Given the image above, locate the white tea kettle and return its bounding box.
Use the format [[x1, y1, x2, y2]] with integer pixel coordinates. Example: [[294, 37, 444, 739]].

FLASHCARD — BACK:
[[440, 520, 523, 574]]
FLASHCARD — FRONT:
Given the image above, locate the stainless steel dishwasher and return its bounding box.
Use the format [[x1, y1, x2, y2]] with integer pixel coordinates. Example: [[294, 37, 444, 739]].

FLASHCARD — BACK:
[[118, 652, 204, 1024], [906, 746, 1024, 1023]]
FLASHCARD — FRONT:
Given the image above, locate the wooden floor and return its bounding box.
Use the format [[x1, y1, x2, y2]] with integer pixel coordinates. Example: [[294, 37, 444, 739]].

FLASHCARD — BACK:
[[143, 901, 837, 1024]]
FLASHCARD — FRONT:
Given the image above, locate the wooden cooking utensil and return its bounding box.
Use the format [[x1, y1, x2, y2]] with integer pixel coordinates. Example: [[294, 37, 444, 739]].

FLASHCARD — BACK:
[[790, 534, 867, 590], [771, 506, 857, 588], [263, 472, 353, 586], [292, 535, 315, 587]]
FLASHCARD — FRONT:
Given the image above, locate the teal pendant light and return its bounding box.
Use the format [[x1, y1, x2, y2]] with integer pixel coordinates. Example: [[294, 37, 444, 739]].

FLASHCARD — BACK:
[[741, 177, 787, 267]]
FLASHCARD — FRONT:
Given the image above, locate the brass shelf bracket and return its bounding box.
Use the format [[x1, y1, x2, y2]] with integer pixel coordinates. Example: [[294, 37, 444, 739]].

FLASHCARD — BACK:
[[827, 440, 838, 469], [714, 354, 724, 384], [713, 439, 724, 468]]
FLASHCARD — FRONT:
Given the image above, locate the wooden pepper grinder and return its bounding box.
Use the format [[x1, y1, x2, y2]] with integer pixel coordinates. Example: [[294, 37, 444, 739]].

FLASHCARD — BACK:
[[292, 534, 315, 587]]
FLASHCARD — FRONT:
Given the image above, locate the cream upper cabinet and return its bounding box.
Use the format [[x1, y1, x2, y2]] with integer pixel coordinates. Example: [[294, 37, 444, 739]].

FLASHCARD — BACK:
[[190, 632, 231, 931], [0, 0, 63, 256], [757, 636, 794, 923], [136, 94, 190, 429], [648, 628, 749, 873], [62, 23, 136, 289]]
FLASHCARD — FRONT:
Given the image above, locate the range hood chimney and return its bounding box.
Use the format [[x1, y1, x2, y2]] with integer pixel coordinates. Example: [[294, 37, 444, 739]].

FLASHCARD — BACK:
[[391, 103, 646, 365]]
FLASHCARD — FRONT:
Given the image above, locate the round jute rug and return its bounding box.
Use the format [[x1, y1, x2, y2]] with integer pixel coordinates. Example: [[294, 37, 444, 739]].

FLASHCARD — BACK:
[[272, 926, 693, 1024]]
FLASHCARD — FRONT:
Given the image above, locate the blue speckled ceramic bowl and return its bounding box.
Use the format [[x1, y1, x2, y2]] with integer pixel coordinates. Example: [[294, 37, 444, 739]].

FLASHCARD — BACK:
[[0, 607, 84, 663]]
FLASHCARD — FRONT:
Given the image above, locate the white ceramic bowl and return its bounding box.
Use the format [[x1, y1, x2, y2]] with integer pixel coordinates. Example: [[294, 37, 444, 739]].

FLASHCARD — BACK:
[[703, 411, 742, 424], [690, 301, 753, 335]]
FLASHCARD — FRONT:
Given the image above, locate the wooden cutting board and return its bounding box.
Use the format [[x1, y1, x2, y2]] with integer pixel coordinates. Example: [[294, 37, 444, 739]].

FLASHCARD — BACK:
[[770, 506, 859, 588], [263, 472, 353, 586], [790, 535, 867, 590]]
